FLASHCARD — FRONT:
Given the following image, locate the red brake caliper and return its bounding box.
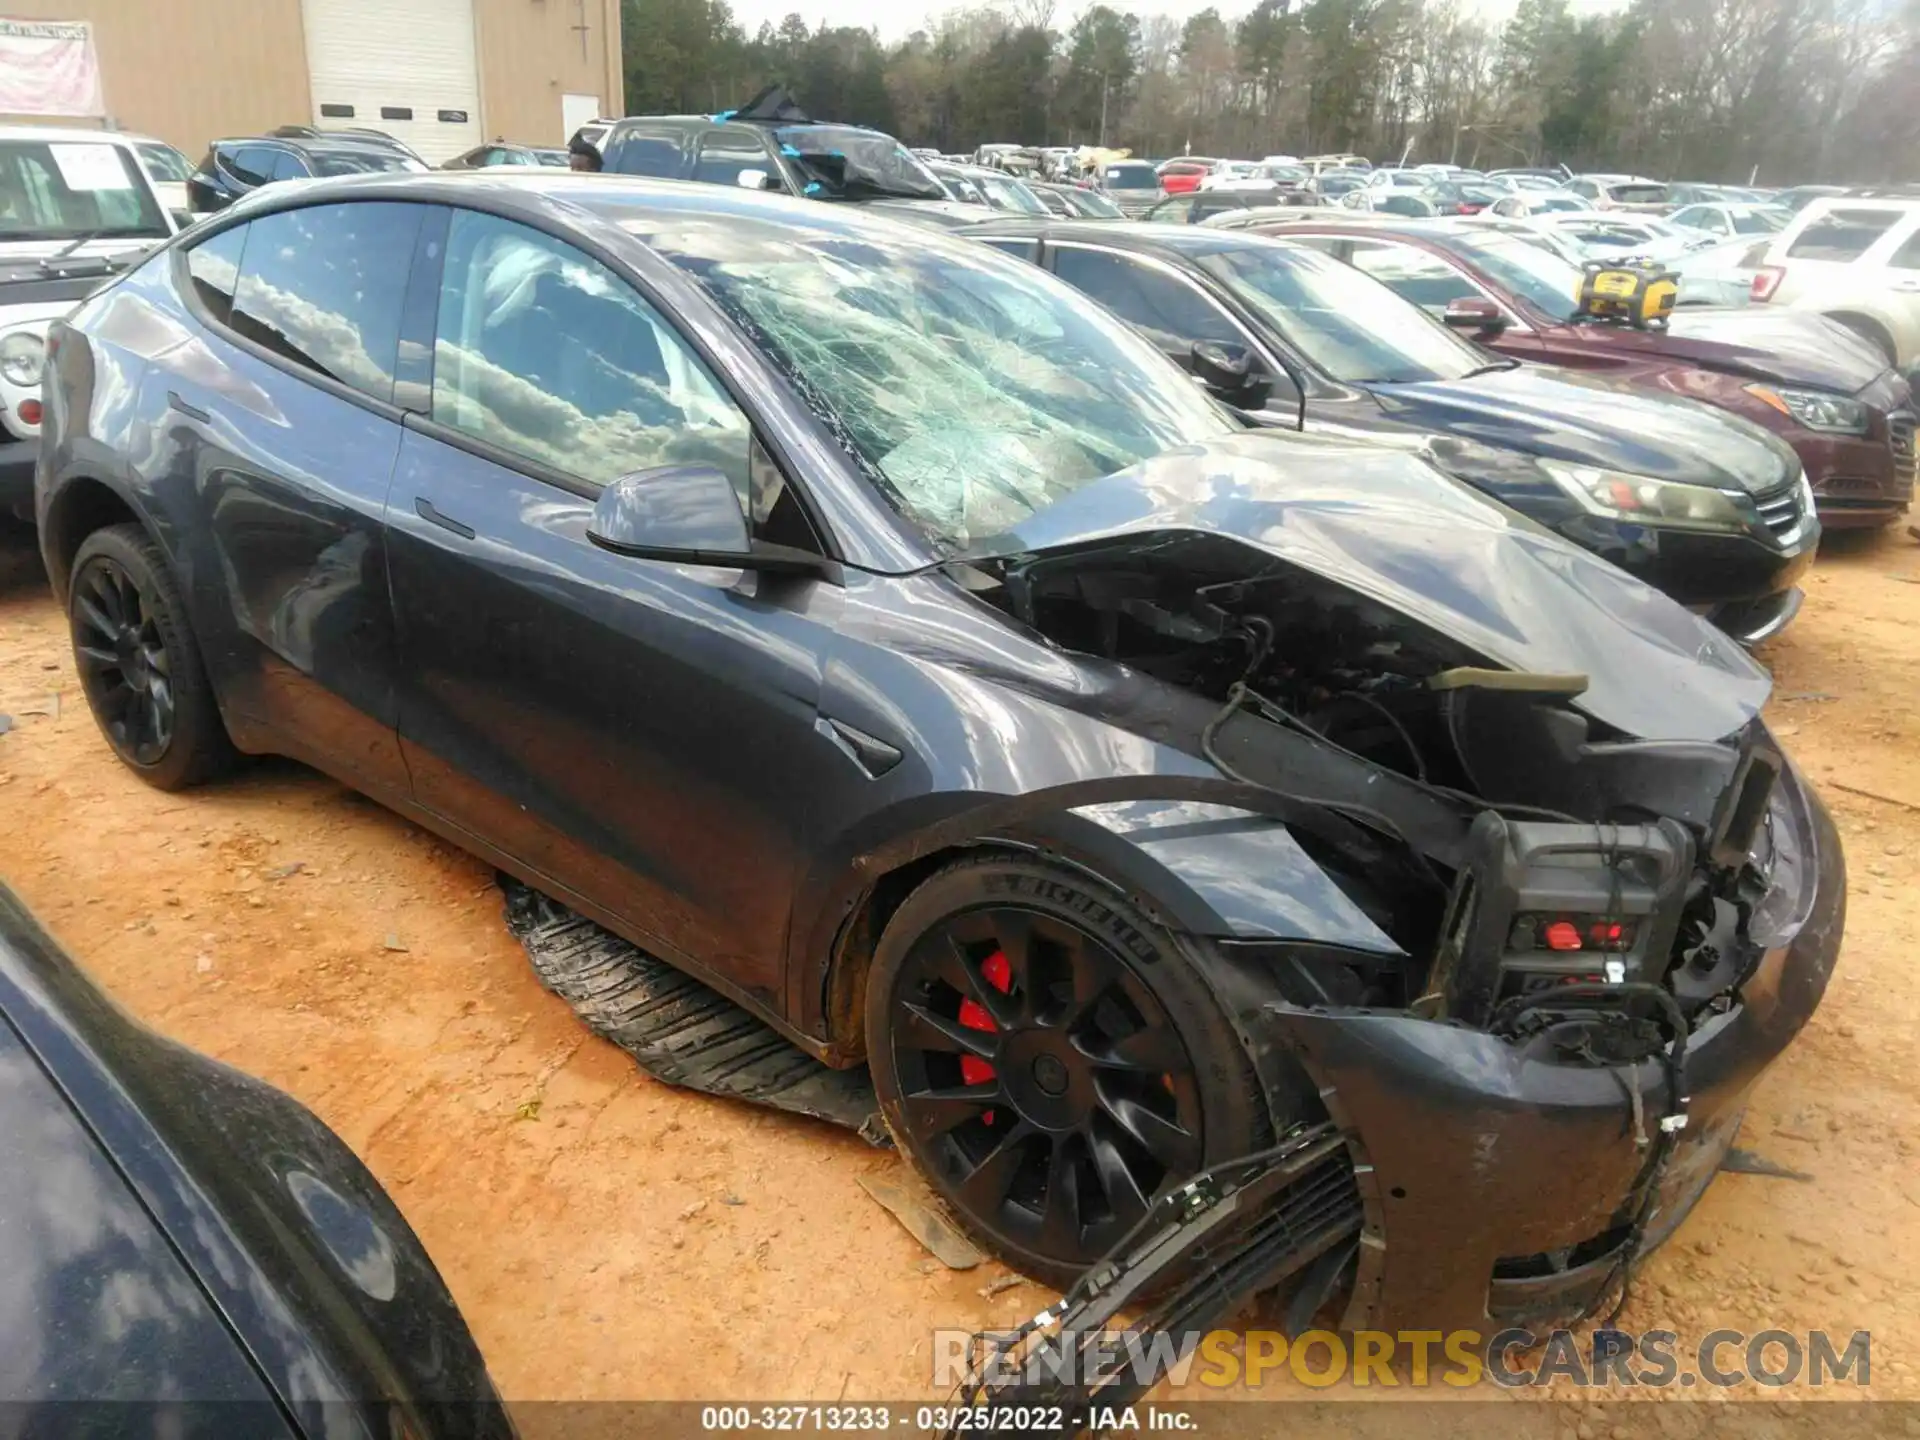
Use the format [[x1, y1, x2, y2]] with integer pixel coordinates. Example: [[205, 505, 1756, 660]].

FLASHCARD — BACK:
[[958, 951, 1010, 1120]]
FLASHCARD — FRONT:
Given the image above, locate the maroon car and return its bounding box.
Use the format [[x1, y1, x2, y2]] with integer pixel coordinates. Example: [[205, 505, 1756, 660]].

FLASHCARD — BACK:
[[1247, 217, 1915, 527]]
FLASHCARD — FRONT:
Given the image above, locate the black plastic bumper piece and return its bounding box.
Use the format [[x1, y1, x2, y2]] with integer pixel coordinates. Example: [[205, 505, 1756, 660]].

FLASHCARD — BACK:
[[1273, 766, 1845, 1333]]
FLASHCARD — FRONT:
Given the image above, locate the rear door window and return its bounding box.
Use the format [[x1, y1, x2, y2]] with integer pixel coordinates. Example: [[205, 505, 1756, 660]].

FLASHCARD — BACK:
[[184, 223, 248, 323], [1344, 240, 1480, 312], [226, 202, 424, 404], [1050, 245, 1245, 354], [1888, 224, 1920, 274], [606, 127, 687, 179], [1787, 209, 1900, 262], [268, 150, 308, 181], [693, 131, 778, 189], [222, 145, 278, 187]]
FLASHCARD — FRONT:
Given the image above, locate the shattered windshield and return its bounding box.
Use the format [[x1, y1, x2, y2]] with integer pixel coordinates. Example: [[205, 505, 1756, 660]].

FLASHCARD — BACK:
[[774, 126, 947, 202], [627, 214, 1235, 548], [1200, 241, 1485, 384]]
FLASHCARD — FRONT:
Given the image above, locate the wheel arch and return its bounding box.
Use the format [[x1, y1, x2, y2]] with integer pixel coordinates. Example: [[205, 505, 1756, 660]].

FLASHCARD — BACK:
[[798, 791, 1404, 1065], [39, 471, 151, 600]]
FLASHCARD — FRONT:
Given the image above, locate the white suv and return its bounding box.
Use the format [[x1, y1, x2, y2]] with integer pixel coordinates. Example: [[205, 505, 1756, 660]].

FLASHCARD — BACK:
[[0, 126, 177, 520], [1752, 196, 1920, 366]]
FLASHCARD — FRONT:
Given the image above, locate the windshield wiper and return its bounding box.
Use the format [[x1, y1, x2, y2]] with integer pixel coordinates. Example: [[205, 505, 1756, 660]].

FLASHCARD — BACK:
[[44, 230, 101, 261], [1462, 357, 1521, 377]]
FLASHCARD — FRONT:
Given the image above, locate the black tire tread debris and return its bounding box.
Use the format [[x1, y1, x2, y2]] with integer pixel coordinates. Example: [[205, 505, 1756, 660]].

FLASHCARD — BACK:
[[499, 875, 887, 1144]]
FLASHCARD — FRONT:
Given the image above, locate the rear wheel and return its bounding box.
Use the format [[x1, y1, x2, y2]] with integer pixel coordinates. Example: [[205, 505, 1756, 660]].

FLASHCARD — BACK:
[[865, 854, 1267, 1286], [68, 523, 233, 790]]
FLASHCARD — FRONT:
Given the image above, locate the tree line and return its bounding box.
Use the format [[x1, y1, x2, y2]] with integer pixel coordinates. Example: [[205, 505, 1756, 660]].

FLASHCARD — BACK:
[[619, 0, 1920, 183]]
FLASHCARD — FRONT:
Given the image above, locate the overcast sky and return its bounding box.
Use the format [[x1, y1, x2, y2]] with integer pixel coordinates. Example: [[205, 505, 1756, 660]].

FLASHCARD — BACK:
[[730, 0, 1626, 39]]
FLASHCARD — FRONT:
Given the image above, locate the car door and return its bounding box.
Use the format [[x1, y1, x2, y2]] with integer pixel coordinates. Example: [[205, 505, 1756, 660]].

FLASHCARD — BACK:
[[157, 201, 425, 794], [384, 206, 848, 1003], [1884, 223, 1920, 298]]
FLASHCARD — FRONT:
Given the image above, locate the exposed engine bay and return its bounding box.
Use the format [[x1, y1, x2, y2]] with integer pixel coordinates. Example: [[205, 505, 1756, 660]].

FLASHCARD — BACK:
[[991, 531, 1782, 1067]]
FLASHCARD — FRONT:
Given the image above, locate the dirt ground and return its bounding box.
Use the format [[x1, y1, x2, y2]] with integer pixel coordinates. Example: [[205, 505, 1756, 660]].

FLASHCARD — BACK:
[[3, 517, 1919, 1417]]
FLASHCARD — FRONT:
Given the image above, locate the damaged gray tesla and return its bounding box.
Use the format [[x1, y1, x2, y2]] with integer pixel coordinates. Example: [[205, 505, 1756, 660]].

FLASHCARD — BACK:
[[40, 176, 1842, 1343]]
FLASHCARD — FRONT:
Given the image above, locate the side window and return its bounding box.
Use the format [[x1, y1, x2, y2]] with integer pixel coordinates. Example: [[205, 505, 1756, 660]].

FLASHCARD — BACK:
[[1146, 196, 1194, 224], [269, 150, 308, 181], [978, 238, 1040, 262], [429, 209, 752, 501], [1345, 241, 1478, 312], [605, 129, 686, 179], [693, 132, 777, 189], [228, 202, 423, 403], [1786, 209, 1898, 262], [1888, 227, 1920, 273], [224, 145, 278, 187], [184, 223, 248, 324], [1050, 247, 1242, 354]]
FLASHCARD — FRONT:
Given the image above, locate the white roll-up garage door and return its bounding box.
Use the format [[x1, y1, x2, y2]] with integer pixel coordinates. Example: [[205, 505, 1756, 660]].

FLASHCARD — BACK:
[[302, 0, 483, 164]]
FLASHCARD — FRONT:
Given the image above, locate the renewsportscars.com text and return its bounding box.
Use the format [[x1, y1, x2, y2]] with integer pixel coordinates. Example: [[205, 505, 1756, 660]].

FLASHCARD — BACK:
[[932, 1327, 1872, 1391]]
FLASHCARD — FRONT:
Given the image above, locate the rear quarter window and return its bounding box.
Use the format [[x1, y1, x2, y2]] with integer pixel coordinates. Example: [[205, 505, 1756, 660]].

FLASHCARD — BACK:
[[184, 224, 248, 323], [1787, 209, 1900, 261], [226, 202, 424, 403]]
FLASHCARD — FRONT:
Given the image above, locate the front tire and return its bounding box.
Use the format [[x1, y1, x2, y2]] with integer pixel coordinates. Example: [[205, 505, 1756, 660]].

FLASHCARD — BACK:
[[68, 523, 233, 791], [865, 853, 1268, 1286]]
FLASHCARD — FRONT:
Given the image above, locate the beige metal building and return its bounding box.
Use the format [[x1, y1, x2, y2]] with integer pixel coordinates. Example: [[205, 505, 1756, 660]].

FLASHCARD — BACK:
[[0, 0, 624, 163]]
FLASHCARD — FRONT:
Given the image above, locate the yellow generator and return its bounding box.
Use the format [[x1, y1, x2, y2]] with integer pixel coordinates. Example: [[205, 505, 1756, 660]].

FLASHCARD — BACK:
[[1574, 258, 1679, 329]]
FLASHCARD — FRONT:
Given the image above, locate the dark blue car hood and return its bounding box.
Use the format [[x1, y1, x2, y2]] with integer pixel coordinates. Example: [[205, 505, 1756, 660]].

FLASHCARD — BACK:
[[974, 432, 1770, 743], [1367, 362, 1797, 495]]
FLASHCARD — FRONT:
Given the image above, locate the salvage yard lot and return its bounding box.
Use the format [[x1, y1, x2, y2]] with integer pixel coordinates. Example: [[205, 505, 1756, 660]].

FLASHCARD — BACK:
[[2, 520, 1919, 1407]]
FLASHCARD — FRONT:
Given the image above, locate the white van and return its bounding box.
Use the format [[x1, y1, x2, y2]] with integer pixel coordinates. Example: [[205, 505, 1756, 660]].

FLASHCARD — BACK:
[[0, 126, 176, 520]]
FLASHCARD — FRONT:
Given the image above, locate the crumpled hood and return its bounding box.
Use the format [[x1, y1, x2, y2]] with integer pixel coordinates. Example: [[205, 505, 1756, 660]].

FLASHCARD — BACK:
[[1371, 363, 1796, 495], [976, 432, 1770, 743]]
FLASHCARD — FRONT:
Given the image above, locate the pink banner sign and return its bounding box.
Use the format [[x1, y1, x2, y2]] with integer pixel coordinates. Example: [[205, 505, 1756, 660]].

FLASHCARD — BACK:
[[0, 18, 105, 118]]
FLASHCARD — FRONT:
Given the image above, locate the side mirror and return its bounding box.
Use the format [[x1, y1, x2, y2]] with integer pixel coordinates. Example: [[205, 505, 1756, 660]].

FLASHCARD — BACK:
[[737, 168, 784, 192], [1443, 296, 1508, 335], [587, 464, 831, 577], [1190, 341, 1274, 411]]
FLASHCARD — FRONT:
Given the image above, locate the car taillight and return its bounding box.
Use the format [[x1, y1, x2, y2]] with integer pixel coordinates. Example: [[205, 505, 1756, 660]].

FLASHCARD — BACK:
[[1751, 265, 1785, 302], [17, 398, 41, 425]]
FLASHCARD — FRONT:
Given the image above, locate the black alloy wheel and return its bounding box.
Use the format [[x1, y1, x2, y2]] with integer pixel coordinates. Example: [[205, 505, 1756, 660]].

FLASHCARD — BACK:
[[868, 856, 1268, 1283], [68, 523, 233, 791], [72, 554, 175, 764]]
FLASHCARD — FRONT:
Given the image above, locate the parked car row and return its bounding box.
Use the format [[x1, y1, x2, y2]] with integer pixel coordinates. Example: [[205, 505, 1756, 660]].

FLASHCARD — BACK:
[[1197, 211, 1914, 533], [31, 168, 1847, 1354]]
